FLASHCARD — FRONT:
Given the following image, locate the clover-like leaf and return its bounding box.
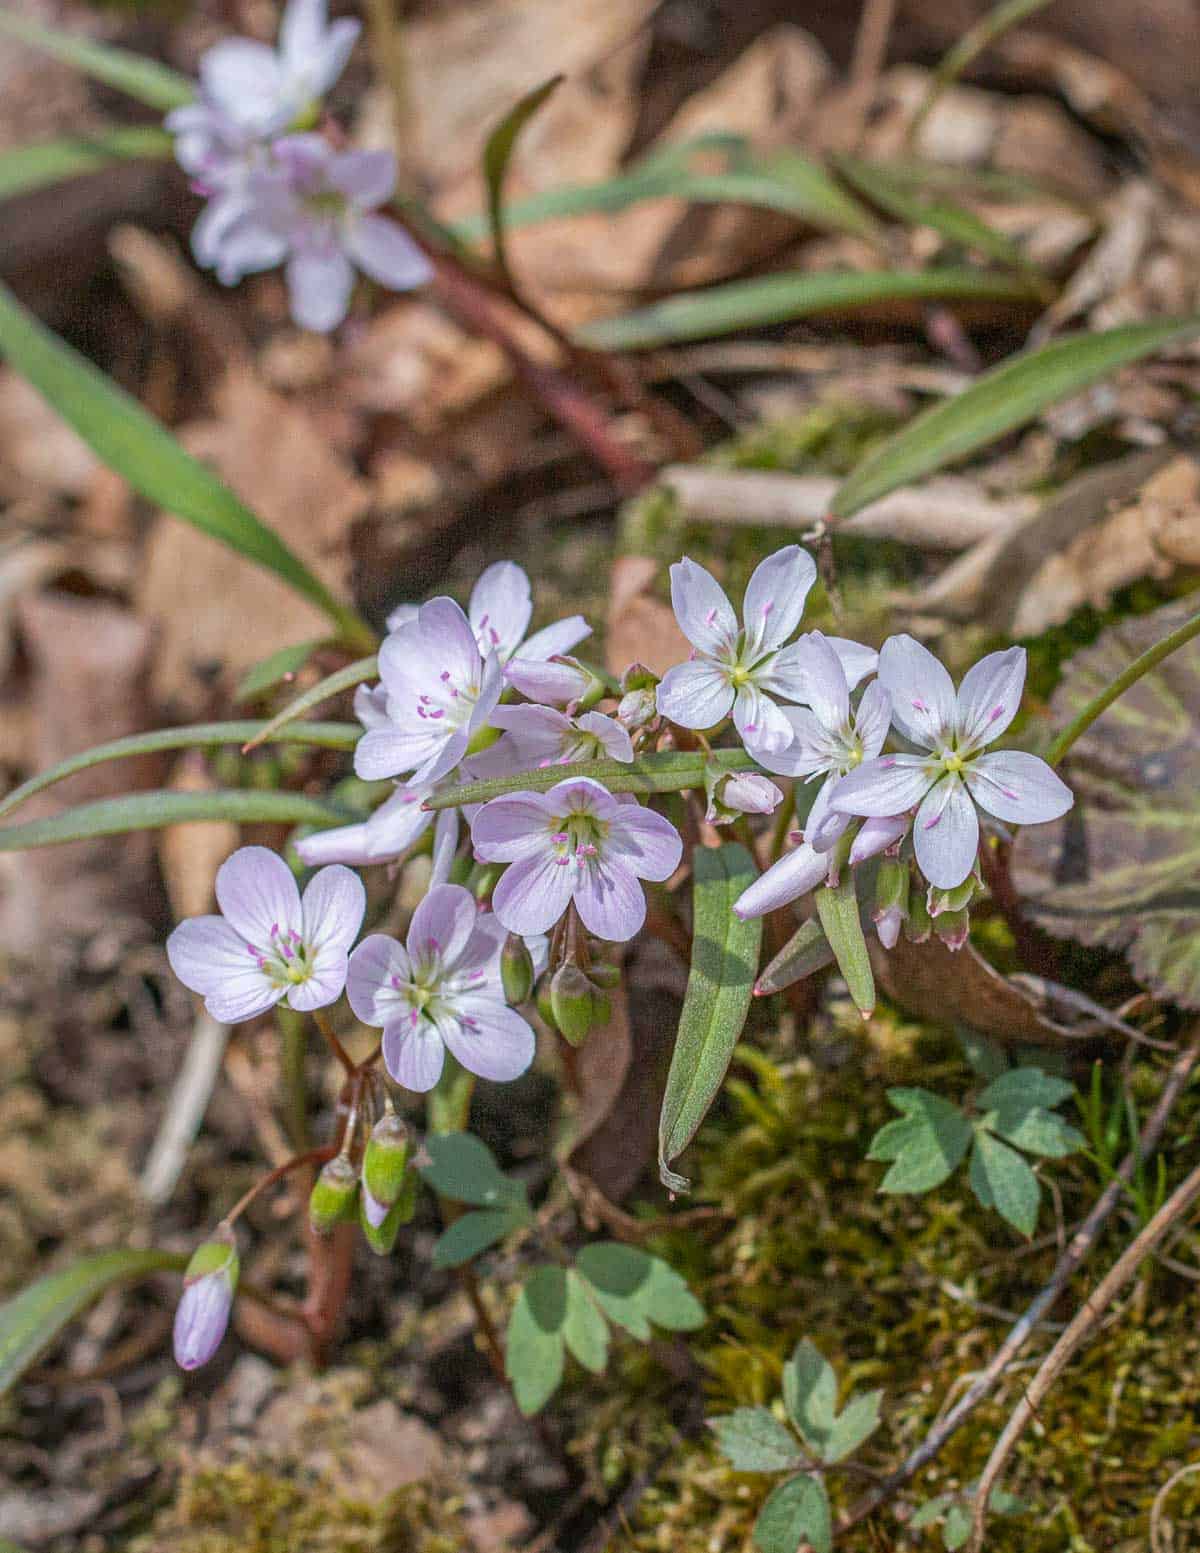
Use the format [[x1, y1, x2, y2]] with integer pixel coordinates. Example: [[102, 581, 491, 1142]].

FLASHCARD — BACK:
[[431, 1206, 529, 1269], [823, 1388, 883, 1463], [868, 1088, 973, 1194], [575, 1242, 704, 1339], [1015, 597, 1200, 1007], [753, 1473, 832, 1553], [505, 1266, 566, 1416], [969, 1128, 1041, 1236], [977, 1067, 1085, 1159], [782, 1339, 837, 1451], [419, 1133, 526, 1210], [709, 1408, 805, 1474]]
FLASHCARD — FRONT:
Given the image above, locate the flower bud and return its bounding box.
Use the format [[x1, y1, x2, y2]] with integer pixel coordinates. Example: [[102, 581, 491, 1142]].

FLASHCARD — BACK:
[[934, 907, 970, 951], [309, 1155, 359, 1234], [621, 662, 659, 694], [535, 974, 559, 1031], [174, 1227, 239, 1371], [617, 687, 658, 732], [872, 857, 909, 949], [905, 885, 932, 943], [549, 964, 596, 1047], [505, 655, 592, 708], [928, 866, 981, 918], [362, 1115, 411, 1210], [500, 933, 535, 1005], [360, 1170, 418, 1255], [472, 862, 505, 902], [588, 960, 621, 990], [705, 766, 783, 824]]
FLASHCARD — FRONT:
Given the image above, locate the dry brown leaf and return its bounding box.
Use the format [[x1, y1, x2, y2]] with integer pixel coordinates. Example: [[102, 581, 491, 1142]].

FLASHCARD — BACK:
[[605, 554, 688, 678], [0, 369, 99, 497], [339, 301, 511, 425], [157, 750, 238, 922]]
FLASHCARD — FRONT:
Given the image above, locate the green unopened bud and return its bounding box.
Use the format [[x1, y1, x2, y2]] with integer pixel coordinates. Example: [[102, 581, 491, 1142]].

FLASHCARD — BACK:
[[591, 989, 612, 1028], [873, 857, 910, 950], [550, 964, 595, 1047], [500, 933, 535, 1005], [535, 974, 559, 1032], [183, 1226, 239, 1287], [309, 1155, 359, 1233], [175, 1226, 238, 1371], [362, 1115, 411, 1209], [934, 907, 970, 951], [928, 865, 981, 918], [360, 1169, 419, 1255], [589, 960, 621, 989], [621, 662, 659, 693], [905, 885, 932, 943]]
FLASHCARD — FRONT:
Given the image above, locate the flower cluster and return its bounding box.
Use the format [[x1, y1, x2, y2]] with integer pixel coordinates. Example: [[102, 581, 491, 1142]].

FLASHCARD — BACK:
[[167, 0, 431, 330], [165, 545, 1073, 1369]]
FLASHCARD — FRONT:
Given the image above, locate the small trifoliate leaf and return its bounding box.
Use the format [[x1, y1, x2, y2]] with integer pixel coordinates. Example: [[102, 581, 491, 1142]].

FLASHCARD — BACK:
[[978, 1067, 1074, 1113], [753, 1473, 832, 1553], [869, 1089, 972, 1194], [575, 1242, 704, 1339], [709, 1408, 804, 1473], [505, 1266, 566, 1415], [782, 1339, 837, 1450], [943, 1503, 972, 1549], [987, 1107, 1085, 1158], [909, 1492, 956, 1529], [970, 1128, 1041, 1235], [419, 1133, 526, 1209], [431, 1207, 528, 1269], [823, 1388, 883, 1462], [562, 1270, 609, 1374]]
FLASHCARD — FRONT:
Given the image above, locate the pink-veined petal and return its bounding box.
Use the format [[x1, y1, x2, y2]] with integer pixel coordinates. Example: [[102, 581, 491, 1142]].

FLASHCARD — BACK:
[[286, 947, 349, 1010], [914, 776, 979, 889], [491, 853, 575, 936], [286, 247, 354, 333], [363, 783, 435, 856], [409, 728, 470, 788], [607, 803, 683, 882], [200, 39, 284, 128], [753, 705, 837, 779], [828, 637, 878, 690], [742, 545, 816, 656], [384, 602, 420, 633], [469, 561, 531, 660], [656, 658, 733, 731], [955, 647, 1027, 750], [167, 915, 278, 1022], [353, 725, 438, 782], [440, 998, 536, 1083], [669, 557, 737, 655], [382, 1016, 445, 1092], [344, 214, 431, 289], [471, 792, 557, 863], [576, 711, 634, 762], [878, 634, 956, 751], [545, 775, 620, 822], [854, 678, 893, 759], [830, 754, 934, 817], [294, 822, 373, 868], [300, 864, 365, 953], [848, 813, 909, 865], [516, 615, 591, 663], [407, 883, 479, 973], [572, 858, 646, 942], [733, 842, 829, 920], [793, 632, 850, 728], [734, 682, 794, 755], [965, 750, 1074, 825], [504, 655, 590, 705], [354, 681, 391, 730], [215, 846, 302, 946], [804, 773, 850, 853], [346, 933, 411, 1027]]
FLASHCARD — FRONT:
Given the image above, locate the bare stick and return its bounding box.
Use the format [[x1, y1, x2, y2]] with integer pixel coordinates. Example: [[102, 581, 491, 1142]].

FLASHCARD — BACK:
[[967, 1154, 1200, 1548]]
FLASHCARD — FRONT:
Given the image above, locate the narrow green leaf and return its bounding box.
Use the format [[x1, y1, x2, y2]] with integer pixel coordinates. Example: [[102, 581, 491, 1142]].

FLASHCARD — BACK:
[[575, 1242, 704, 1339], [574, 268, 1036, 351], [709, 1407, 804, 1473], [831, 316, 1200, 519], [0, 279, 373, 649], [823, 1389, 883, 1463], [815, 873, 875, 1017], [482, 75, 563, 294], [240, 655, 380, 750], [431, 1207, 526, 1269], [753, 1474, 832, 1553], [754, 917, 835, 996], [659, 843, 762, 1192], [427, 747, 757, 809], [0, 1249, 186, 1395], [0, 11, 196, 110], [0, 721, 359, 821], [505, 1266, 566, 1415], [0, 789, 352, 853], [235, 640, 327, 704], [869, 1088, 973, 1194], [0, 126, 173, 201], [562, 1270, 609, 1374], [782, 1339, 837, 1451], [418, 1133, 526, 1209], [970, 1128, 1041, 1235]]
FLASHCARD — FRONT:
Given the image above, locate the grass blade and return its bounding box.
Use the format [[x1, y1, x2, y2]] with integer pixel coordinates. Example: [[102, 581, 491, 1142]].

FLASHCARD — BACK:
[[574, 268, 1037, 351], [0, 1249, 186, 1396], [832, 315, 1200, 518], [426, 747, 758, 809], [482, 75, 563, 294], [0, 721, 360, 821], [659, 843, 762, 1192], [0, 280, 374, 650], [0, 790, 352, 852], [0, 126, 173, 201], [0, 11, 195, 111], [240, 656, 379, 750]]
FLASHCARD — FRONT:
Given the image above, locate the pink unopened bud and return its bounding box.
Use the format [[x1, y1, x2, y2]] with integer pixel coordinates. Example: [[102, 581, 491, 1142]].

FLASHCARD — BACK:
[[722, 773, 783, 816], [873, 906, 903, 950], [173, 1228, 238, 1372]]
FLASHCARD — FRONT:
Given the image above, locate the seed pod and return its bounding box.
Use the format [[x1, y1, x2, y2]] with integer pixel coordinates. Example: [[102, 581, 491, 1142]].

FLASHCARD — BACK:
[[549, 964, 595, 1047], [309, 1155, 359, 1234], [174, 1227, 239, 1372], [500, 933, 535, 1005], [589, 960, 620, 989], [362, 1115, 410, 1209], [360, 1170, 419, 1255], [535, 974, 559, 1032]]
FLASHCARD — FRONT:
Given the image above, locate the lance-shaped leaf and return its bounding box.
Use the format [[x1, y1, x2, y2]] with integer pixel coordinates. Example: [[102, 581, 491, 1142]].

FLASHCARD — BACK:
[[427, 746, 758, 808], [240, 655, 379, 750], [482, 75, 563, 294], [753, 1474, 832, 1553], [575, 267, 1035, 351], [754, 917, 835, 997], [0, 1249, 186, 1396], [0, 721, 359, 821], [0, 11, 195, 110], [815, 871, 875, 1017], [0, 126, 173, 202], [0, 789, 352, 853], [831, 315, 1200, 518], [659, 843, 762, 1192], [1014, 597, 1200, 1008], [0, 280, 373, 649]]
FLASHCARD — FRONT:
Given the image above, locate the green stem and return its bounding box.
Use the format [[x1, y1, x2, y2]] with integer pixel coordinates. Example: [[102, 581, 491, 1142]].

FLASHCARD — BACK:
[[427, 1053, 476, 1135], [277, 1007, 311, 1151], [1045, 605, 1200, 767]]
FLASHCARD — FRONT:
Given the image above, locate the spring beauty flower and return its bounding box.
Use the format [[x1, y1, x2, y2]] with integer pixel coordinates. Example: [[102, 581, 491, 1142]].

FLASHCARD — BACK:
[[655, 548, 876, 756], [489, 704, 634, 767], [173, 1229, 239, 1371], [471, 777, 682, 941], [346, 884, 538, 1091], [732, 809, 907, 921], [464, 561, 590, 669], [831, 636, 1073, 889], [167, 846, 365, 1020]]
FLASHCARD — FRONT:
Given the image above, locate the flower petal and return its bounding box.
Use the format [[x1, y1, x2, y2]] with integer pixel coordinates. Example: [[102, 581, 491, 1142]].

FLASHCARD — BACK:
[[430, 806, 460, 888], [853, 678, 893, 759], [669, 557, 737, 655], [296, 17, 360, 101], [200, 40, 284, 128], [828, 637, 878, 691], [491, 853, 575, 936], [215, 846, 302, 946], [278, 0, 327, 69], [914, 776, 979, 889], [753, 705, 836, 778], [742, 545, 816, 656], [294, 822, 374, 867], [167, 915, 278, 1022], [384, 602, 420, 633], [469, 562, 532, 660], [410, 728, 470, 788], [286, 248, 354, 332], [573, 858, 646, 942], [955, 647, 1027, 750], [656, 659, 733, 730], [877, 634, 956, 750], [407, 883, 479, 972], [328, 149, 395, 207], [364, 783, 436, 856], [382, 1016, 445, 1091], [354, 682, 391, 730], [721, 773, 783, 816], [504, 656, 590, 705], [804, 773, 850, 853], [346, 933, 411, 1027], [734, 682, 794, 755], [607, 803, 683, 882], [792, 632, 850, 728], [829, 754, 934, 817], [344, 214, 432, 289], [286, 948, 349, 1010], [576, 711, 634, 762], [965, 750, 1074, 825], [354, 725, 438, 782], [440, 999, 536, 1083], [545, 775, 620, 822], [471, 792, 557, 863], [300, 864, 365, 952], [733, 843, 829, 920], [848, 813, 909, 864], [516, 615, 592, 663]]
